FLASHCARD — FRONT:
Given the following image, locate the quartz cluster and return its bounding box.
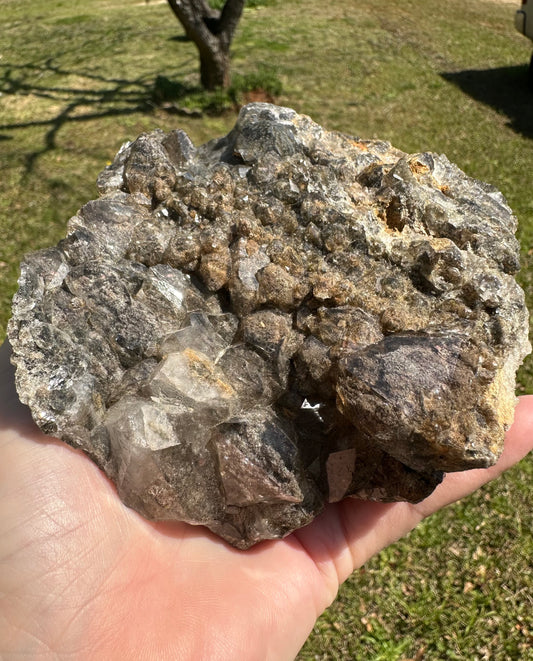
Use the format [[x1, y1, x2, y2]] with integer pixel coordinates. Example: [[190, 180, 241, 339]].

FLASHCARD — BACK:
[[8, 103, 530, 548]]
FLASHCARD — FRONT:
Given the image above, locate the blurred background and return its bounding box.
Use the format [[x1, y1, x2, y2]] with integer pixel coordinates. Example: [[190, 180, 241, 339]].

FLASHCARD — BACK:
[[1, 0, 532, 658]]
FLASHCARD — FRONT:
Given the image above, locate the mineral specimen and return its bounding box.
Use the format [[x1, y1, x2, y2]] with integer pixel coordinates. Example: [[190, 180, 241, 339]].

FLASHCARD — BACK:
[[8, 103, 530, 548]]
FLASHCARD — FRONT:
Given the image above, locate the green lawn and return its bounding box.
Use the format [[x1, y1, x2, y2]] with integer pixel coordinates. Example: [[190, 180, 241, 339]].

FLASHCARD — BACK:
[[1, 0, 532, 658]]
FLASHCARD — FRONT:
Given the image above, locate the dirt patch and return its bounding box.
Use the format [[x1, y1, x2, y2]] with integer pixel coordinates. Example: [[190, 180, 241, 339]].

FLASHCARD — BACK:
[[241, 88, 275, 104]]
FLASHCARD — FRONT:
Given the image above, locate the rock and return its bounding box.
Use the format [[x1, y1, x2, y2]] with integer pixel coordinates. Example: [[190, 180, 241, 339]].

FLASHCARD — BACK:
[[8, 103, 530, 549]]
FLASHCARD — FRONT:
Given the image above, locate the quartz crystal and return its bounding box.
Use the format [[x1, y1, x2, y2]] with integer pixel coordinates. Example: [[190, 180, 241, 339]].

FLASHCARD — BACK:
[[8, 103, 530, 548]]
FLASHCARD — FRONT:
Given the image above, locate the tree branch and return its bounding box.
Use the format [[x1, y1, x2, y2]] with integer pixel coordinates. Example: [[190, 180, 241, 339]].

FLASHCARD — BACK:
[[167, 0, 245, 47], [218, 0, 246, 48], [166, 0, 218, 54], [166, 0, 246, 89]]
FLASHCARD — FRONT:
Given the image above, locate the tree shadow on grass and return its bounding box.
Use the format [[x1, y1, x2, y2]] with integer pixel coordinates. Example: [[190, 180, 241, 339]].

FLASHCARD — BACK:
[[441, 65, 533, 140], [0, 57, 205, 172]]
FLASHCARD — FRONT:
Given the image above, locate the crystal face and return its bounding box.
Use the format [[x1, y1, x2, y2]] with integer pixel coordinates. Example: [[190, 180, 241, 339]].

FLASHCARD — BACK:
[[8, 103, 531, 548]]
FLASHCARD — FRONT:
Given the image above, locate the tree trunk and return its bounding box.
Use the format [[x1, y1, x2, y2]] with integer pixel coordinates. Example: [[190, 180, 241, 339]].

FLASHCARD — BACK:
[[200, 49, 231, 90], [167, 0, 246, 90]]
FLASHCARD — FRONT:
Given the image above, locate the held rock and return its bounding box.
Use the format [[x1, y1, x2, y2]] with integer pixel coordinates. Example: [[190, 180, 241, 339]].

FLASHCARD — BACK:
[[8, 104, 530, 548]]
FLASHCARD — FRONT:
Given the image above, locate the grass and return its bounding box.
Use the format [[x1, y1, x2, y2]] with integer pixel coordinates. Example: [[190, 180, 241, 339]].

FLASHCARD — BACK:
[[302, 456, 533, 660], [1, 0, 533, 658]]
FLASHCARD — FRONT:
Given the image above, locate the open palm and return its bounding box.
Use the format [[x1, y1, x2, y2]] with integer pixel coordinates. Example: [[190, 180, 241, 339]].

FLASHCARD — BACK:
[[1, 340, 532, 661]]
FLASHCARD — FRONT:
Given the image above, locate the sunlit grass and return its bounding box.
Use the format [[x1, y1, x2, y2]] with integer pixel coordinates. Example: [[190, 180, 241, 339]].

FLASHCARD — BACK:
[[1, 0, 532, 658]]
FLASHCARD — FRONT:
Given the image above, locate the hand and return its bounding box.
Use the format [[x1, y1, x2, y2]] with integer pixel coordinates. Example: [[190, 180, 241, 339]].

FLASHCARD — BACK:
[[1, 339, 532, 661]]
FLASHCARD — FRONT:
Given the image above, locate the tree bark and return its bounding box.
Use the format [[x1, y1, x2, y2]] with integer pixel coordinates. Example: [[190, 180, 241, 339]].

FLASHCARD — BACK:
[[167, 0, 246, 90]]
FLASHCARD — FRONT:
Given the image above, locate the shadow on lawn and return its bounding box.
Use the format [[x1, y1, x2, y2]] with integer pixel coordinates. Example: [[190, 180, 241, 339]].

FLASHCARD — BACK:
[[0, 58, 204, 172], [441, 65, 533, 140]]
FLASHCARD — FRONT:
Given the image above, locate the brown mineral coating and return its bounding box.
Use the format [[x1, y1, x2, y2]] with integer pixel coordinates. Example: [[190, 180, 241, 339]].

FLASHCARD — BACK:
[[8, 103, 531, 549]]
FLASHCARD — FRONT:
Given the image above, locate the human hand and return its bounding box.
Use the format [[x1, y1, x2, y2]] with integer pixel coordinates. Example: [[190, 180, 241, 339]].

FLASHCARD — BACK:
[[1, 340, 532, 661]]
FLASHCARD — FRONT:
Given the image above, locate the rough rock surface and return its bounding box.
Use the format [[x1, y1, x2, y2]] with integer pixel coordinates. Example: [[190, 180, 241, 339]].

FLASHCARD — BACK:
[[8, 103, 530, 548]]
